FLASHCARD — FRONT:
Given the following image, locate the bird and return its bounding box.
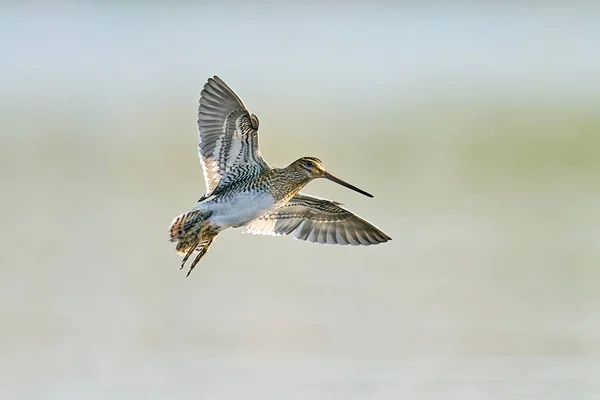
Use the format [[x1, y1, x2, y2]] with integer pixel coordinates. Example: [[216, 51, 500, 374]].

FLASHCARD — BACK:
[[169, 76, 391, 276]]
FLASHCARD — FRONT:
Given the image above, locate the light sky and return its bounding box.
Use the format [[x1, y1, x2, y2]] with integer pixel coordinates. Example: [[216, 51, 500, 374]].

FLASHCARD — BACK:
[[2, 2, 599, 103]]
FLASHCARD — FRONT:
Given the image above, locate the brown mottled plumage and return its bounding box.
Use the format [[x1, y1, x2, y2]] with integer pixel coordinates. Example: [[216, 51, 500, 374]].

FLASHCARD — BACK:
[[169, 76, 390, 276]]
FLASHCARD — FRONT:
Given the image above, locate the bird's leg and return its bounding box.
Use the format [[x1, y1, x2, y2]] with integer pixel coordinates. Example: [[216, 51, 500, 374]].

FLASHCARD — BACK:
[[180, 237, 201, 270], [186, 239, 214, 277]]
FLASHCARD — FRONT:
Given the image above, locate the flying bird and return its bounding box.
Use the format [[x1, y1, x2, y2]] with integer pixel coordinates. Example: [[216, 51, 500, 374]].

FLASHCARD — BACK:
[[169, 76, 391, 276]]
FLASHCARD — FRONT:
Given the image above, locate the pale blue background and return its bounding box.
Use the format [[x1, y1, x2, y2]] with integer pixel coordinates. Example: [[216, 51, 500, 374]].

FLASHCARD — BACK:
[[1, 2, 599, 399]]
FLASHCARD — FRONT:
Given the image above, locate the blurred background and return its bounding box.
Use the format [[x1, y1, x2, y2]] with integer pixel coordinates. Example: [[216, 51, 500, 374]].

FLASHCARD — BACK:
[[1, 1, 599, 399]]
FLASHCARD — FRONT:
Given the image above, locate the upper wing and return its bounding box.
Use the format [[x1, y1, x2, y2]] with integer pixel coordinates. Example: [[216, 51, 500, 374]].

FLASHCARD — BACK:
[[197, 76, 269, 194], [243, 194, 391, 245]]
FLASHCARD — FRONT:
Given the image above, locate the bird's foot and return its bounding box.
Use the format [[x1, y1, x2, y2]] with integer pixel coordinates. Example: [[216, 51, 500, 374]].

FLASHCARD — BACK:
[[185, 239, 214, 277]]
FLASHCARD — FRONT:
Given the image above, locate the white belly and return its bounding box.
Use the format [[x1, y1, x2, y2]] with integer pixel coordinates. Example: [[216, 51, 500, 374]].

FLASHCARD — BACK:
[[195, 192, 276, 229]]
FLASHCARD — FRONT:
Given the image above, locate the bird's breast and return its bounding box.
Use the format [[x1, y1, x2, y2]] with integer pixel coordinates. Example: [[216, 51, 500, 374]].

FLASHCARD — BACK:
[[200, 191, 277, 228]]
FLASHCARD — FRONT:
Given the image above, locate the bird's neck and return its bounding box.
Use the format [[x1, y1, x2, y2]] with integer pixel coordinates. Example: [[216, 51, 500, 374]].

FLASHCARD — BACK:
[[267, 167, 312, 202]]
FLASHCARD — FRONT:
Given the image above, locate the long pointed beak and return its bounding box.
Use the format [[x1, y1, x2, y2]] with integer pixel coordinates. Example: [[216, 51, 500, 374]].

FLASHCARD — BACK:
[[323, 172, 374, 198]]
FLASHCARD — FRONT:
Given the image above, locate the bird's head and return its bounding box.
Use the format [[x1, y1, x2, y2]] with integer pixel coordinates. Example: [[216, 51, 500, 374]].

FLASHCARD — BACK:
[[290, 157, 373, 198], [293, 157, 327, 178]]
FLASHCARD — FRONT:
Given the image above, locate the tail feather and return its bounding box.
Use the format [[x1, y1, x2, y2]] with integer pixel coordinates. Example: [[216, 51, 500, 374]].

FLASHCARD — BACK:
[[169, 210, 208, 255], [169, 210, 206, 241]]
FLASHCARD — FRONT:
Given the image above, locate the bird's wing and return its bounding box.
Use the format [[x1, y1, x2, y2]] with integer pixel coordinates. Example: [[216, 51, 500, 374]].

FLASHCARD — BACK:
[[197, 76, 269, 195], [243, 194, 391, 245]]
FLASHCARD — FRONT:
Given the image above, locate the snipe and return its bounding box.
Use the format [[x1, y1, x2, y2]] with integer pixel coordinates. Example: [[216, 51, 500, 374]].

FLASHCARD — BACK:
[[169, 76, 391, 276]]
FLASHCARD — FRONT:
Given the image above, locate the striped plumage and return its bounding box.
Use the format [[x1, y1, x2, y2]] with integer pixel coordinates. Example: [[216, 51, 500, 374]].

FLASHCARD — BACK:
[[196, 76, 268, 199], [244, 194, 391, 245], [169, 76, 391, 276]]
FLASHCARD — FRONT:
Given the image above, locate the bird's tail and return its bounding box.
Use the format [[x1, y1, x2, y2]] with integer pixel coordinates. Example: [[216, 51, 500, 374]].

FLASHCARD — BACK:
[[169, 210, 210, 255]]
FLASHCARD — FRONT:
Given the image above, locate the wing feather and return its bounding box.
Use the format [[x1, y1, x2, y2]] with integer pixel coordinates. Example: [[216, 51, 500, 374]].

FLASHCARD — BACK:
[[197, 76, 268, 195], [243, 194, 391, 246]]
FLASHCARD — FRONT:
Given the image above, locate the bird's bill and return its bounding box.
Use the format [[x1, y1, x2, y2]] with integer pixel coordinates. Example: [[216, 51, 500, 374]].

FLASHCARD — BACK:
[[324, 172, 374, 198]]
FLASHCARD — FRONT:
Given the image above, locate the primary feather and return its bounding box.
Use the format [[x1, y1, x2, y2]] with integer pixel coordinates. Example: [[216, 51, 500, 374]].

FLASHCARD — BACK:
[[197, 76, 269, 196], [244, 194, 391, 245]]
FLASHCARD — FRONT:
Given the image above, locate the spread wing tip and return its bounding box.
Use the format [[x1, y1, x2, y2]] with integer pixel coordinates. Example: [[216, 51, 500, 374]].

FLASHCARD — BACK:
[[198, 75, 246, 112], [293, 226, 391, 246]]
